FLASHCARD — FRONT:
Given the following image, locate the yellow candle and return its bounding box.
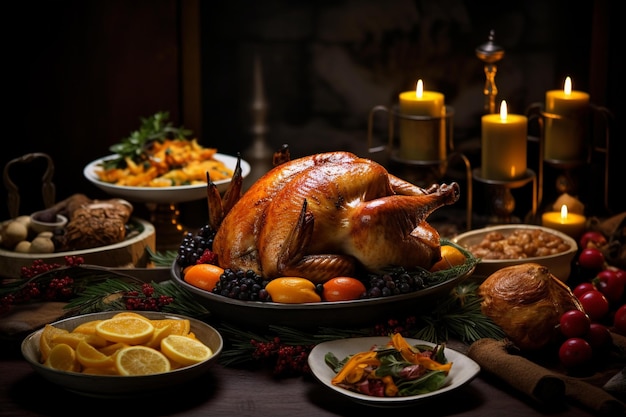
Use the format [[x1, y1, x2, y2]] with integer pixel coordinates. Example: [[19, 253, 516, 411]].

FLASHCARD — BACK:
[[541, 204, 586, 239], [398, 79, 446, 161], [544, 76, 590, 161], [481, 100, 528, 180]]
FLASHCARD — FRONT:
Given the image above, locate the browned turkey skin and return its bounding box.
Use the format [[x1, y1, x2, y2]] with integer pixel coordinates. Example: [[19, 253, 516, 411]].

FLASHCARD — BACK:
[[211, 151, 460, 283]]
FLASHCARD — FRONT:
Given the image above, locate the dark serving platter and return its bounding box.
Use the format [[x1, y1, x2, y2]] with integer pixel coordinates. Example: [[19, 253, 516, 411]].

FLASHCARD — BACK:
[[170, 261, 475, 329]]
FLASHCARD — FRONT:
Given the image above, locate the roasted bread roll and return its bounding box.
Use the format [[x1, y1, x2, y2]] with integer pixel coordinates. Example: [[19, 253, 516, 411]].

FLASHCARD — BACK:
[[57, 198, 133, 251], [479, 263, 584, 351]]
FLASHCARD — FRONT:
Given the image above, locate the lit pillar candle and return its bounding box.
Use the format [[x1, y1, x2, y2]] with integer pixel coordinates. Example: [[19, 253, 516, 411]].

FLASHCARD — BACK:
[[541, 204, 586, 239], [398, 79, 446, 161], [544, 76, 590, 161], [481, 100, 528, 180]]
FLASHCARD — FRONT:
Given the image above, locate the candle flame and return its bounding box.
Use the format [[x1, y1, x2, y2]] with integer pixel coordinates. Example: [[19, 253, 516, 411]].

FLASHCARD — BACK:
[[499, 100, 508, 121], [564, 76, 572, 95], [510, 166, 516, 177], [416, 79, 424, 99], [560, 204, 568, 219]]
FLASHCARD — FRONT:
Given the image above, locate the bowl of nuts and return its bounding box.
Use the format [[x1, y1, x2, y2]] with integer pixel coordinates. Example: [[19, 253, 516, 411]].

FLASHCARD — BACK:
[[453, 224, 578, 282]]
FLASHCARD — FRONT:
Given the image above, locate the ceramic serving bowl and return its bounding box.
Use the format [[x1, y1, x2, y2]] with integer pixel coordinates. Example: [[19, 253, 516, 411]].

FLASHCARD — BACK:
[[21, 311, 223, 398], [308, 336, 480, 407], [29, 211, 68, 234], [453, 224, 578, 281], [83, 153, 250, 203]]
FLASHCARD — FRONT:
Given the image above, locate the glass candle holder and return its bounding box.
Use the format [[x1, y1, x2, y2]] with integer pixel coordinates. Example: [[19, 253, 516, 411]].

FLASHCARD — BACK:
[[367, 104, 454, 165]]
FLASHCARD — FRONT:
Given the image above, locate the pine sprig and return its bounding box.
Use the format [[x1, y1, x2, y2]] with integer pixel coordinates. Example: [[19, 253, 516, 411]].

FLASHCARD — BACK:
[[146, 246, 178, 267], [215, 282, 505, 369]]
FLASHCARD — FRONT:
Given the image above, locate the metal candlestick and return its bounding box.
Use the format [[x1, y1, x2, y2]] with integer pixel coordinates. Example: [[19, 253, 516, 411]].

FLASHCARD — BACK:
[[243, 54, 274, 189], [473, 168, 537, 224], [476, 30, 504, 114]]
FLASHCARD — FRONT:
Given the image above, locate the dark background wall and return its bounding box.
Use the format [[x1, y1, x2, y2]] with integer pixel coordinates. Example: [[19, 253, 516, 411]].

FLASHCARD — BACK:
[[3, 0, 623, 225]]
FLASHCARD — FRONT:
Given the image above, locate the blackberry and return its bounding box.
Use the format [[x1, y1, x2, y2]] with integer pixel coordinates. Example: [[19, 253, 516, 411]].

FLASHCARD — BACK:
[[176, 224, 217, 268], [213, 268, 271, 301]]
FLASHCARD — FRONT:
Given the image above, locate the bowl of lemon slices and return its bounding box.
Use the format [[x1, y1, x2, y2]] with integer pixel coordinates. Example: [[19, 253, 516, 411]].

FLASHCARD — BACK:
[[21, 311, 223, 397]]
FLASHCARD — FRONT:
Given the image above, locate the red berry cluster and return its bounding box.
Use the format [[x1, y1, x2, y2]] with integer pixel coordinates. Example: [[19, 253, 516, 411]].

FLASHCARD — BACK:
[[124, 283, 175, 311], [371, 316, 418, 337], [1, 256, 85, 315], [197, 249, 218, 265], [250, 337, 313, 376]]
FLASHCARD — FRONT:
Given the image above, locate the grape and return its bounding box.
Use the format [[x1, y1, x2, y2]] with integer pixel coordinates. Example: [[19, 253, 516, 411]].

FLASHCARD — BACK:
[[364, 270, 427, 298], [213, 269, 271, 301], [176, 224, 217, 268]]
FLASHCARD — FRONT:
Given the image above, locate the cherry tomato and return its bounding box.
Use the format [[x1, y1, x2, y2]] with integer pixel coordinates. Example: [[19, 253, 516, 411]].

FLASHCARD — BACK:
[[573, 282, 596, 299], [585, 323, 611, 350], [578, 290, 610, 321], [322, 277, 367, 302], [612, 268, 626, 302], [558, 337, 593, 368], [577, 247, 605, 270], [559, 309, 590, 338], [613, 305, 626, 335], [595, 269, 625, 304], [579, 231, 607, 249]]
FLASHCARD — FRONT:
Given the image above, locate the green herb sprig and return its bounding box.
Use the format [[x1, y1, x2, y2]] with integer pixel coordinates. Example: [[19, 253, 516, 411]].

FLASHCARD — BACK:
[[103, 111, 193, 169]]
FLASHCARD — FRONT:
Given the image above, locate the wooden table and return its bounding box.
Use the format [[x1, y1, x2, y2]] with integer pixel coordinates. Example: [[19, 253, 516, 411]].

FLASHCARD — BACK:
[[0, 338, 598, 417]]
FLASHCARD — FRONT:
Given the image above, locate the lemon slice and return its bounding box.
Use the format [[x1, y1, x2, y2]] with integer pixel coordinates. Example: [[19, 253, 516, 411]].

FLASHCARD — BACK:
[[39, 324, 69, 362], [44, 343, 80, 372], [76, 340, 115, 369], [160, 335, 213, 366], [72, 319, 103, 335], [53, 332, 109, 349], [115, 346, 171, 375], [96, 317, 155, 345], [151, 318, 191, 336]]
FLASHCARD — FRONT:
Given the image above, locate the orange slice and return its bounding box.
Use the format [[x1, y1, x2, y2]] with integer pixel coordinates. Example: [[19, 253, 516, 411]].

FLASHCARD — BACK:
[[115, 346, 171, 375], [160, 335, 213, 366], [44, 343, 80, 372], [96, 317, 155, 345], [76, 340, 115, 369]]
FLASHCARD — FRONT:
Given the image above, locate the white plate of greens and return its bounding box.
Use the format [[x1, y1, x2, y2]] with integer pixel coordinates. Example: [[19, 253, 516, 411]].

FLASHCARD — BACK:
[[307, 336, 480, 407]]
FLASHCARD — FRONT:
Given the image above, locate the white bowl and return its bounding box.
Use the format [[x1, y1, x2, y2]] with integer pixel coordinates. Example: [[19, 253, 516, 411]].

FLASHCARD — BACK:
[[29, 211, 68, 234], [83, 153, 251, 203], [453, 224, 577, 281], [21, 310, 223, 398], [308, 336, 480, 407]]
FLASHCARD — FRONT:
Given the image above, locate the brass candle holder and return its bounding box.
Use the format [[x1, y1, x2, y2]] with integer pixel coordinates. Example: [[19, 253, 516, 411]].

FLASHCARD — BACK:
[[476, 30, 504, 114]]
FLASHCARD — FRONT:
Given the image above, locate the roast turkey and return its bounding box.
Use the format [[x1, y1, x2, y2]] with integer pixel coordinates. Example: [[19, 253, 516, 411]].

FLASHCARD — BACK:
[[210, 150, 460, 283]]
